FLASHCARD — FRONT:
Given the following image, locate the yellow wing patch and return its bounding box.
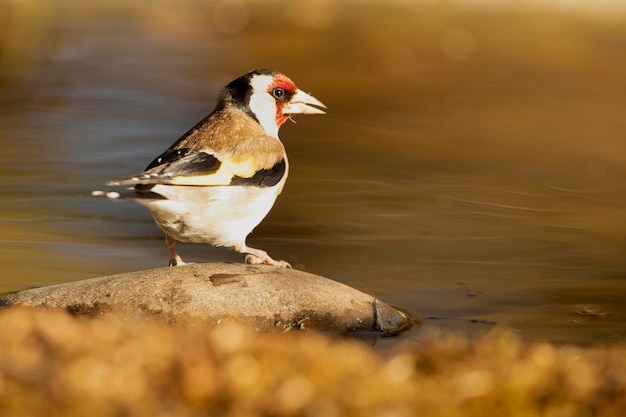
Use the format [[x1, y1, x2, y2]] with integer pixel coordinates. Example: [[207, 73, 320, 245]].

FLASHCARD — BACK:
[[167, 157, 258, 186]]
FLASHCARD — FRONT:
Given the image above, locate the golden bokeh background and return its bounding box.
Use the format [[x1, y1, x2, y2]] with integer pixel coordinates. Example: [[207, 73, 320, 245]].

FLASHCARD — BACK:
[[1, 0, 626, 345]]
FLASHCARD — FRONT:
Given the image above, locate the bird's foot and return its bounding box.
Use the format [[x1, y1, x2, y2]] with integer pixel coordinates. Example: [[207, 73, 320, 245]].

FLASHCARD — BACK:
[[237, 244, 291, 268], [245, 254, 292, 268], [166, 235, 186, 266], [168, 256, 187, 267]]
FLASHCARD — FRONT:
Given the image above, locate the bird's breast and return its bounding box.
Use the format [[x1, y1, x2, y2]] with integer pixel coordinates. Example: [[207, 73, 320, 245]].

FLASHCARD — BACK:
[[136, 172, 287, 247]]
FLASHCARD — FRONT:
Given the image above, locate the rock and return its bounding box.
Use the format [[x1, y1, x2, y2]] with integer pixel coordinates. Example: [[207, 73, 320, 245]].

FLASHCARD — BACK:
[[0, 263, 415, 335]]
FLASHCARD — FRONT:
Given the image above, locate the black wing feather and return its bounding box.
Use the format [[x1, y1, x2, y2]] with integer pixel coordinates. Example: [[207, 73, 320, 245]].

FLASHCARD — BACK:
[[230, 159, 286, 187], [145, 148, 191, 170], [162, 152, 222, 176]]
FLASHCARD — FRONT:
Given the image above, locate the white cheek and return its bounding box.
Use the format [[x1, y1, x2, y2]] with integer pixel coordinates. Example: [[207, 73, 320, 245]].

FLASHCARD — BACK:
[[248, 74, 280, 137], [248, 93, 279, 138]]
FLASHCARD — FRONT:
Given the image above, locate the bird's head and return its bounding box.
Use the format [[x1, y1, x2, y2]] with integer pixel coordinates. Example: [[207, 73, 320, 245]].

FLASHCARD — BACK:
[[223, 69, 326, 138]]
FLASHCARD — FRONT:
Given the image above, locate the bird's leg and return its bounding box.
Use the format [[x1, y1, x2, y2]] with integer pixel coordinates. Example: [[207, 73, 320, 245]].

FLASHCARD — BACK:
[[235, 244, 291, 268], [165, 235, 186, 266]]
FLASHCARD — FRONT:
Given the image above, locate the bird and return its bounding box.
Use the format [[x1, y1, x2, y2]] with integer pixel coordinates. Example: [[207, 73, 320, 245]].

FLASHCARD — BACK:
[[101, 69, 326, 268]]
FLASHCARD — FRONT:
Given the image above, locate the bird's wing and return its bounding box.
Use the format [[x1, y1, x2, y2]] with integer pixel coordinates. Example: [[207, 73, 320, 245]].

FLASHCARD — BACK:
[[107, 136, 286, 188]]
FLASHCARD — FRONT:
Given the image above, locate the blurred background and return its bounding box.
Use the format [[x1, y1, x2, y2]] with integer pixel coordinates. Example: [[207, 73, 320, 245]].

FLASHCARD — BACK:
[[1, 0, 626, 346]]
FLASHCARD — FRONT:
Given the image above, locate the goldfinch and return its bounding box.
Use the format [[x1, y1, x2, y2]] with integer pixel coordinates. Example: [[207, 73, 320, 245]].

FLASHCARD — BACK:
[[103, 69, 326, 267]]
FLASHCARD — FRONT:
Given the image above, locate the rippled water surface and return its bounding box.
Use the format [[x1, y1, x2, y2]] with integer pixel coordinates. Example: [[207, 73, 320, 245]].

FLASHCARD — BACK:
[[2, 1, 626, 346]]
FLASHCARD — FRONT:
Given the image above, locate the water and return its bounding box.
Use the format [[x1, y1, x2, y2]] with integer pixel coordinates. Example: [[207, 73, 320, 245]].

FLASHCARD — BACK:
[[2, 0, 626, 346]]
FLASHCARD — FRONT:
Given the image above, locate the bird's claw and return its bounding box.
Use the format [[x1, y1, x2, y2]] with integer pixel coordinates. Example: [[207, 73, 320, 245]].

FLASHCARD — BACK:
[[168, 257, 187, 267], [245, 254, 291, 268]]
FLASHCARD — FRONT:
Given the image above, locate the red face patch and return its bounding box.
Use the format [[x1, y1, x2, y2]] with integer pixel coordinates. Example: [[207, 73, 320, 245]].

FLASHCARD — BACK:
[[269, 74, 297, 95], [269, 74, 297, 127]]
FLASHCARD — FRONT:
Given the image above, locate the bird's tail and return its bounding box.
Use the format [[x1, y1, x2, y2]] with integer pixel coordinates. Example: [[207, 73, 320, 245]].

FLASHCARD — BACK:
[[91, 188, 166, 200]]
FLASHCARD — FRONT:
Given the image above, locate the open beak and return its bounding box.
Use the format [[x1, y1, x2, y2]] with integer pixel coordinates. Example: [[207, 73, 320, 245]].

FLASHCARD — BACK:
[[283, 89, 327, 115]]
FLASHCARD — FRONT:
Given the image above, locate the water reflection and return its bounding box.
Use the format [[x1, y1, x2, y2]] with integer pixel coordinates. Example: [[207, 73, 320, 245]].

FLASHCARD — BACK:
[[1, 0, 626, 346]]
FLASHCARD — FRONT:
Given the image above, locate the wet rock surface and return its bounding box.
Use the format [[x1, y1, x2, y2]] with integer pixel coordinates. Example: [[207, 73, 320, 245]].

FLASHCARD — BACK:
[[0, 263, 415, 335]]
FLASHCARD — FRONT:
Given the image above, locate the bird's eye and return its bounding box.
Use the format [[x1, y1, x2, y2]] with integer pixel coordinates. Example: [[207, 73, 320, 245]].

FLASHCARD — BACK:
[[271, 87, 285, 100]]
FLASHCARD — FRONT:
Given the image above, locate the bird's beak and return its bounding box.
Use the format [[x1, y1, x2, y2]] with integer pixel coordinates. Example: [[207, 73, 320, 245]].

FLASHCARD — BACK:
[[283, 89, 327, 115]]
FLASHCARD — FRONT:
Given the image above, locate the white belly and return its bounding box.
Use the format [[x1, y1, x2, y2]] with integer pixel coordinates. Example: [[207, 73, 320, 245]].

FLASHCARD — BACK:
[[136, 180, 284, 248]]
